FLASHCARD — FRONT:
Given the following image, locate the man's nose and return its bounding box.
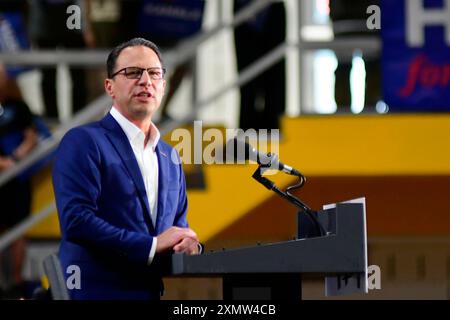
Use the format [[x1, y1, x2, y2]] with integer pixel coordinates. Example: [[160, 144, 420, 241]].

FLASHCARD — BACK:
[[139, 70, 152, 85]]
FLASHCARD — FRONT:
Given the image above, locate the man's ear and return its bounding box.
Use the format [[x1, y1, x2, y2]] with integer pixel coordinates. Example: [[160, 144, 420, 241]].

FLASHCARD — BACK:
[[105, 78, 114, 98]]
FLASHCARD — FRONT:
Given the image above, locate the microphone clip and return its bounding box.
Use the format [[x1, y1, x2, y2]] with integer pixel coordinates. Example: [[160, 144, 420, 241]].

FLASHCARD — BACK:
[[252, 165, 276, 190], [256, 152, 278, 176]]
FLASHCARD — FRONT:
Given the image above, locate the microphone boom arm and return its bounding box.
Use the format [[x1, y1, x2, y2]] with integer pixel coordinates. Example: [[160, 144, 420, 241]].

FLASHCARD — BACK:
[[252, 165, 327, 237]]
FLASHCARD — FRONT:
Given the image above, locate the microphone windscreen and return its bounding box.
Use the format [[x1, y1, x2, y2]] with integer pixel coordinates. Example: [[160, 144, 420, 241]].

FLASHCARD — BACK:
[[225, 137, 255, 162], [224, 139, 278, 167]]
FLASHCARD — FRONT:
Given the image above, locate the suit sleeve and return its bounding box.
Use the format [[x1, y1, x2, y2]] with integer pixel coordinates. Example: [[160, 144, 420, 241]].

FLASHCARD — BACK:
[[53, 128, 153, 265], [172, 148, 204, 252]]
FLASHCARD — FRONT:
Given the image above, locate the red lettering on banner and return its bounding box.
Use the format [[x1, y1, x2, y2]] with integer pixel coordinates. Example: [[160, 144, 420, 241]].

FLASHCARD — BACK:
[[421, 65, 440, 88], [399, 55, 425, 97], [443, 65, 450, 86], [398, 54, 450, 97]]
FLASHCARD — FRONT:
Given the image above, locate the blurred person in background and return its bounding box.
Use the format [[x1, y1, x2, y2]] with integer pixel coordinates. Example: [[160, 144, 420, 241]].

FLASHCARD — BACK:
[[134, 0, 205, 124], [83, 0, 122, 101], [83, 0, 121, 49], [0, 0, 30, 79], [28, 0, 88, 122], [0, 63, 38, 299], [329, 0, 381, 111], [233, 0, 286, 131]]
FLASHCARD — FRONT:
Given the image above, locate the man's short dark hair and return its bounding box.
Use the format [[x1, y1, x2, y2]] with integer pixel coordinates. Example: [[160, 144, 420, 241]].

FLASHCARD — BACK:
[[106, 38, 163, 78]]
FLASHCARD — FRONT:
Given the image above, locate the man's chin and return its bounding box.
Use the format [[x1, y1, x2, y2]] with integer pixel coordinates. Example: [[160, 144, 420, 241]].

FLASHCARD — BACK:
[[130, 104, 158, 119]]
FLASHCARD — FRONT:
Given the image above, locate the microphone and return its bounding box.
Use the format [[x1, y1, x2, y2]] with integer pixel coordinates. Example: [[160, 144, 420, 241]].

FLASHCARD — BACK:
[[226, 137, 301, 176]]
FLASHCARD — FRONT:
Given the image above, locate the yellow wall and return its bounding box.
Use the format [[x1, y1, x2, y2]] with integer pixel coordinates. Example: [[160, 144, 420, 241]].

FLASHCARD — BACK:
[[281, 114, 450, 175]]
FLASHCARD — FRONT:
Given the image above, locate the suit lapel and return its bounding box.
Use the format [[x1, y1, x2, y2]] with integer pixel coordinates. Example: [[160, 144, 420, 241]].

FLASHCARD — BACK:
[[100, 114, 154, 233], [155, 145, 169, 233]]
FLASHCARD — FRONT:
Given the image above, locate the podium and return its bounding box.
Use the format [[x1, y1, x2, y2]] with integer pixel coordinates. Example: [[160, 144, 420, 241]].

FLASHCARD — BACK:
[[164, 201, 367, 300]]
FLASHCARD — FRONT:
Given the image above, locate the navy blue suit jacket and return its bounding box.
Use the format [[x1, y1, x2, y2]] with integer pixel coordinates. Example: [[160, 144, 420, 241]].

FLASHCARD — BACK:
[[52, 113, 188, 300]]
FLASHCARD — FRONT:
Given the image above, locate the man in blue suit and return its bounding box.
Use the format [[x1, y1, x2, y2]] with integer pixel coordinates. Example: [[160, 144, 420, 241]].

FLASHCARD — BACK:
[[52, 38, 201, 300]]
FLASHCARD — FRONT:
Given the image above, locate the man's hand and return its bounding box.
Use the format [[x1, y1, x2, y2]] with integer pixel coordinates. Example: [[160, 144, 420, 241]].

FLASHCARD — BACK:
[[156, 226, 199, 254], [173, 237, 200, 255], [0, 156, 15, 172]]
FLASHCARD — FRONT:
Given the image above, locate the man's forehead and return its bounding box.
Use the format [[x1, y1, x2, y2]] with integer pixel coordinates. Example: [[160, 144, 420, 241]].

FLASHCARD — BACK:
[[117, 46, 161, 67]]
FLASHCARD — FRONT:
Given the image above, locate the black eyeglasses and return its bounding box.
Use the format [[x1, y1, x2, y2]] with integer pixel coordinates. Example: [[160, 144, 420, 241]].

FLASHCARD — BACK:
[[110, 67, 166, 80]]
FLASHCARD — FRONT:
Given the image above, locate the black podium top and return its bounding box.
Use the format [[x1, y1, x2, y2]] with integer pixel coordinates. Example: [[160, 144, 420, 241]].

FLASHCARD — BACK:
[[166, 203, 367, 277]]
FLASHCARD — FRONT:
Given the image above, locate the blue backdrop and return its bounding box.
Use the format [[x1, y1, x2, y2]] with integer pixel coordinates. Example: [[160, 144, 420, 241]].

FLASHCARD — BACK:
[[381, 0, 450, 111]]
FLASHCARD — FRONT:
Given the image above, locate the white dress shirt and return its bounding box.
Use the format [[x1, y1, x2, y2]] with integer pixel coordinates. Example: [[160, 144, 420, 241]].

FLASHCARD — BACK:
[[110, 107, 159, 265]]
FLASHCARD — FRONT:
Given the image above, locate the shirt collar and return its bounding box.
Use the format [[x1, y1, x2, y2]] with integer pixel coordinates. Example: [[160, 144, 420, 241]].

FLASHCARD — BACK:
[[110, 106, 160, 151]]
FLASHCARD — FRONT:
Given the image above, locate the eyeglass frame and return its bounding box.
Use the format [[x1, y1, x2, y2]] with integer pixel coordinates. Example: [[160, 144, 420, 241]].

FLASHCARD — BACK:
[[110, 66, 167, 80]]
